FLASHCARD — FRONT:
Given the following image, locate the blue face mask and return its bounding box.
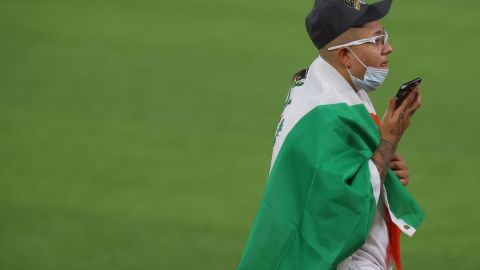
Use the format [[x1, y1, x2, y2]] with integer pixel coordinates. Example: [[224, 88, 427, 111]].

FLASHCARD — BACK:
[[345, 48, 389, 92]]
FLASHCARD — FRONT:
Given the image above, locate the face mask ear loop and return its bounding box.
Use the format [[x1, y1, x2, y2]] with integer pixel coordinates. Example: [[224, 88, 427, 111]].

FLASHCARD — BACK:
[[346, 47, 368, 69], [344, 64, 361, 91], [344, 64, 353, 76]]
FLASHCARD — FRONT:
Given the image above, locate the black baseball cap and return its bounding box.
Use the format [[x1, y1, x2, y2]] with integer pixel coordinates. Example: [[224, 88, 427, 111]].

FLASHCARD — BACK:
[[306, 0, 392, 49]]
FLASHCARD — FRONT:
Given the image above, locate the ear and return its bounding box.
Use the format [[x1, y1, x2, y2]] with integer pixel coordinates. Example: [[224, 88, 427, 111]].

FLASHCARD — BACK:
[[337, 48, 351, 68]]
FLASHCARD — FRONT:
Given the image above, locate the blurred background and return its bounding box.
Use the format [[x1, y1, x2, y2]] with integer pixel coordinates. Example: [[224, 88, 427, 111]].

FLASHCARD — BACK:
[[1, 0, 479, 269]]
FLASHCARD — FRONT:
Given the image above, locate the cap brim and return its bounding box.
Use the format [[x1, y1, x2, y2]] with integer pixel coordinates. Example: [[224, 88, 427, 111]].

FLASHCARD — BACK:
[[353, 0, 392, 26]]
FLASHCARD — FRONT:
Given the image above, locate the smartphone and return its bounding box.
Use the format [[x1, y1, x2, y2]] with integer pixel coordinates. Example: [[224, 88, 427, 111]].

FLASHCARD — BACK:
[[395, 77, 422, 109]]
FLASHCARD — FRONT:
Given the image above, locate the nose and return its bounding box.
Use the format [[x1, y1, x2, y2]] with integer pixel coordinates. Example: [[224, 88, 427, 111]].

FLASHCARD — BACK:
[[382, 41, 393, 55]]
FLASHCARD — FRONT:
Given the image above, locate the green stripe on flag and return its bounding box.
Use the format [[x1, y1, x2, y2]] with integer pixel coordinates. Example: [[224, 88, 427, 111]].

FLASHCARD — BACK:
[[238, 102, 423, 270]]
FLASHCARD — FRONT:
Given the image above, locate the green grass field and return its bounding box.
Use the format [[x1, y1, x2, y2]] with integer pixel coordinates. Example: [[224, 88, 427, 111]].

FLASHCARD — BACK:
[[1, 0, 479, 269]]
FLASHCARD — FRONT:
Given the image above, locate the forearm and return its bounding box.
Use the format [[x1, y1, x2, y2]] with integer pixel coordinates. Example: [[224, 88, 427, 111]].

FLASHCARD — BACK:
[[371, 137, 398, 182], [371, 90, 421, 182]]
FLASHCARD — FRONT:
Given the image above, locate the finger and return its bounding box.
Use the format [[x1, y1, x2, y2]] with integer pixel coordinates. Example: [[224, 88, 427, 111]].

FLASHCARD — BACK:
[[407, 88, 419, 108], [390, 163, 400, 170], [393, 169, 409, 179], [398, 88, 418, 113], [408, 109, 417, 118], [389, 161, 407, 170], [406, 95, 418, 119], [411, 90, 422, 111], [385, 98, 396, 118], [408, 88, 420, 105], [389, 160, 400, 169], [407, 91, 422, 116], [400, 178, 409, 186], [391, 154, 402, 161]]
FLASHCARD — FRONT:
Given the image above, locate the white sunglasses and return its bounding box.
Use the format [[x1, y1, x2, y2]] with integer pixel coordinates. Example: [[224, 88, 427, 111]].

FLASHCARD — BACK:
[[327, 31, 389, 51]]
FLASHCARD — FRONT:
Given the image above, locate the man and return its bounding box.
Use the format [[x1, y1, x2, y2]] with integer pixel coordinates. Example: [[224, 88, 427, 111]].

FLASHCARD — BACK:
[[238, 0, 424, 269]]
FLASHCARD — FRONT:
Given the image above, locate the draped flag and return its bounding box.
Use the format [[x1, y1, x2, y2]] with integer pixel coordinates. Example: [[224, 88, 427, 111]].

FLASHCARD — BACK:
[[238, 57, 424, 270]]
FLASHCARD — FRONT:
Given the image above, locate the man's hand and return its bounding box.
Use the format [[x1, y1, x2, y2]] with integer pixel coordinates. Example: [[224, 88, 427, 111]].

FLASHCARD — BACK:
[[389, 154, 409, 186], [380, 87, 421, 143], [371, 87, 421, 182]]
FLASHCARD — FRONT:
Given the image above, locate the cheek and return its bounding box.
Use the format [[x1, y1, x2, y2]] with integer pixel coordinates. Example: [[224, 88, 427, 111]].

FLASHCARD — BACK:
[[351, 62, 366, 79], [365, 50, 383, 67]]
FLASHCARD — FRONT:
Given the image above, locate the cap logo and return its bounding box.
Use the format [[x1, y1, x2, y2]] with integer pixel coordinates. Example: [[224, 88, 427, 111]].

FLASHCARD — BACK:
[[344, 0, 366, 11]]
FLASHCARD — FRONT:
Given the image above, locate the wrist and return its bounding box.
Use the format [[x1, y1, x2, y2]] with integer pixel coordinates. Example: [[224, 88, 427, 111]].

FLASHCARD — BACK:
[[372, 138, 398, 181], [380, 129, 400, 144]]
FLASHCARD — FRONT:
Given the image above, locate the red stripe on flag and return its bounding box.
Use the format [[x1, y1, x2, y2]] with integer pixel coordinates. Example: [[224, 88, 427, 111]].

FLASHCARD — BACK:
[[370, 113, 381, 126], [387, 215, 402, 270], [371, 112, 402, 270]]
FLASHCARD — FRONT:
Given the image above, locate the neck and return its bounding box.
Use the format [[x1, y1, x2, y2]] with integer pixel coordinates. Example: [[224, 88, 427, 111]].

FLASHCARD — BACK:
[[319, 52, 358, 92], [329, 59, 358, 92]]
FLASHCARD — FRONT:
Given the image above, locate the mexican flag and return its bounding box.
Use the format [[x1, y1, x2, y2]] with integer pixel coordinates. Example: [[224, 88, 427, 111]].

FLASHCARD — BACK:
[[237, 57, 424, 270]]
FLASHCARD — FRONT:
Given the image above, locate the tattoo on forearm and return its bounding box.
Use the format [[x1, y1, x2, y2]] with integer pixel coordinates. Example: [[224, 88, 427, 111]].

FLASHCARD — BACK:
[[372, 139, 397, 181]]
